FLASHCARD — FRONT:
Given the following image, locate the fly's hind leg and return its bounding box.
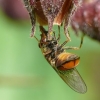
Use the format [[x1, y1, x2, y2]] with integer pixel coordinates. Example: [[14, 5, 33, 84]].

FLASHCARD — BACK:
[[64, 34, 85, 50]]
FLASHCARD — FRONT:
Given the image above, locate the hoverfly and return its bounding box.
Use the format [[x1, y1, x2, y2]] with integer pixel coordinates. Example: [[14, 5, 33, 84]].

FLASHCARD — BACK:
[[35, 26, 87, 93]]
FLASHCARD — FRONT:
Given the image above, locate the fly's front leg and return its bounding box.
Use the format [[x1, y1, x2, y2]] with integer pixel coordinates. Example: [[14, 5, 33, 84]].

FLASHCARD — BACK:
[[34, 36, 39, 42], [57, 26, 60, 42], [23, 0, 36, 37]]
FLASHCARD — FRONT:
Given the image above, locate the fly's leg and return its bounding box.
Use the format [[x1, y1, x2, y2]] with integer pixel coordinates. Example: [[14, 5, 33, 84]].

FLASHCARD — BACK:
[[40, 26, 48, 36], [64, 34, 84, 50], [58, 37, 70, 50], [52, 26, 60, 42], [57, 26, 60, 42], [34, 36, 39, 42]]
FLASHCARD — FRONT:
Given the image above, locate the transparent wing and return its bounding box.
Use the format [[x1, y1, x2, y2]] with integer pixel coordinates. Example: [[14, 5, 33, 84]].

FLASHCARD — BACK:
[[54, 68, 87, 93]]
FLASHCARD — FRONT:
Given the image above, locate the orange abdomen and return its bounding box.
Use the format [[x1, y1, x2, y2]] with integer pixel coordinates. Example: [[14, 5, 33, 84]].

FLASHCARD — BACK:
[[55, 52, 80, 71]]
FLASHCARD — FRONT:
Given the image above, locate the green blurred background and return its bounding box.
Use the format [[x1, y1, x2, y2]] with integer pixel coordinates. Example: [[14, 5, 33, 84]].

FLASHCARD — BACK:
[[0, 7, 100, 100]]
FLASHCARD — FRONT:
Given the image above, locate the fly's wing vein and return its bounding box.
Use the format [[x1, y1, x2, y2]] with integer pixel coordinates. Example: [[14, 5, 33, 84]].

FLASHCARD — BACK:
[[54, 68, 87, 93]]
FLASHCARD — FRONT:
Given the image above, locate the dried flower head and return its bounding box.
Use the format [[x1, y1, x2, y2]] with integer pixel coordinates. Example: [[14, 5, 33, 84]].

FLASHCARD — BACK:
[[23, 0, 82, 40], [0, 0, 29, 19], [71, 0, 100, 42]]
